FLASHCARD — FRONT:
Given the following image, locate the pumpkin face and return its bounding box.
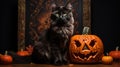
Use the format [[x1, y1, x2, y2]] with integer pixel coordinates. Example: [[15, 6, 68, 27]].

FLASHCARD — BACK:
[[69, 35, 104, 63]]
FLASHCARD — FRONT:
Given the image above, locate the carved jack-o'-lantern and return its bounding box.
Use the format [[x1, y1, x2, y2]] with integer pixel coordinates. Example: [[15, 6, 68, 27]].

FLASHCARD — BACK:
[[69, 27, 104, 63]]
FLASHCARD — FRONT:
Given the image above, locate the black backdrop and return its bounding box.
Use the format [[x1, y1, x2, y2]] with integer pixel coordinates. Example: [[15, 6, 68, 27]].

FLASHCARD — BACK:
[[0, 0, 120, 54]]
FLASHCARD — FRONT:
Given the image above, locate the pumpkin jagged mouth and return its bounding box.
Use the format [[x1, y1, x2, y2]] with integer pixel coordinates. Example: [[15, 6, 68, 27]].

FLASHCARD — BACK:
[[74, 52, 97, 60]]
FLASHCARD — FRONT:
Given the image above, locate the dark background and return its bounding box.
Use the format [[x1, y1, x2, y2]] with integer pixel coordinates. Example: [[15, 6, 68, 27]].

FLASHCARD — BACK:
[[0, 0, 120, 54]]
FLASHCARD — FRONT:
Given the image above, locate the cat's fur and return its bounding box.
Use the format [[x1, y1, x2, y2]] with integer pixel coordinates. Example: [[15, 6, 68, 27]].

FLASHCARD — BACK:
[[31, 3, 74, 65]]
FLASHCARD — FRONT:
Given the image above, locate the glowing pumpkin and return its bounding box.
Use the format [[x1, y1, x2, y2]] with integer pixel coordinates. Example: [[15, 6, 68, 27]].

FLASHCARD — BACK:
[[0, 51, 13, 64], [69, 27, 104, 63], [102, 53, 113, 64]]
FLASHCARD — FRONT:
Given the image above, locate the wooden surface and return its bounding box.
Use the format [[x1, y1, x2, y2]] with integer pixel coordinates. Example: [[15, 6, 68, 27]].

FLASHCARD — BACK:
[[0, 63, 120, 67]]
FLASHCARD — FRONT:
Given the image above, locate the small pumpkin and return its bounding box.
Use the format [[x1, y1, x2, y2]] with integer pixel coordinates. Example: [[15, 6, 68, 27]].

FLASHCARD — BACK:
[[109, 46, 120, 60], [102, 53, 113, 64], [69, 27, 104, 63], [0, 51, 13, 64], [17, 49, 29, 56]]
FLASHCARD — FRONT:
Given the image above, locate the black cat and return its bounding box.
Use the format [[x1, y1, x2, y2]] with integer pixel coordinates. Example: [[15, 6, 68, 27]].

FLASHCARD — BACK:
[[31, 3, 74, 65]]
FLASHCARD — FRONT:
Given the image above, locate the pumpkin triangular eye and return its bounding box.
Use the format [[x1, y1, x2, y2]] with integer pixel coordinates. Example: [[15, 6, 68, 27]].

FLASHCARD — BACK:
[[83, 43, 89, 50], [89, 40, 96, 47], [74, 40, 81, 47]]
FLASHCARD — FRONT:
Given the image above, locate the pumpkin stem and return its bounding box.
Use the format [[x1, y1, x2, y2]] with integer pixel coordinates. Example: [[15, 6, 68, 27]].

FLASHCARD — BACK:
[[106, 53, 109, 56], [21, 49, 24, 51], [116, 46, 119, 51], [5, 51, 8, 55], [82, 26, 90, 35]]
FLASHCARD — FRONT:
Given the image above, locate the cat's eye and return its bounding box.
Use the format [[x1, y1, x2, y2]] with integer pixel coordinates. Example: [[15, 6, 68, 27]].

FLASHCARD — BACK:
[[63, 14, 67, 16], [55, 14, 59, 17]]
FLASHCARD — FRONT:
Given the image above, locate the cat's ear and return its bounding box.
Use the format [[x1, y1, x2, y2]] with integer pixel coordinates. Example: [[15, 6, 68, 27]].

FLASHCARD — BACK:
[[51, 3, 56, 11], [66, 3, 72, 10]]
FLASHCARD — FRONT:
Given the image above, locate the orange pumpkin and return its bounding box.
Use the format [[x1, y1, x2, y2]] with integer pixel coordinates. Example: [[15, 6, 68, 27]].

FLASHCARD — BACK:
[[102, 53, 113, 64], [17, 49, 29, 56], [0, 51, 13, 64], [69, 27, 104, 63], [109, 46, 120, 60]]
